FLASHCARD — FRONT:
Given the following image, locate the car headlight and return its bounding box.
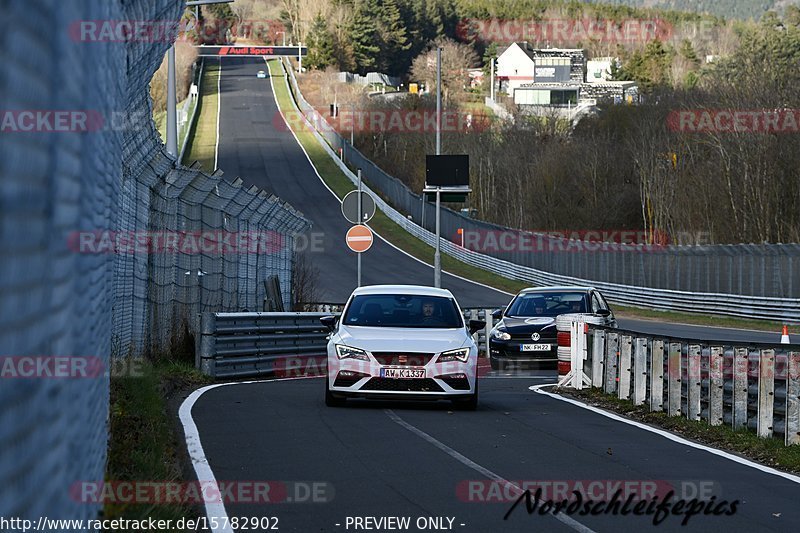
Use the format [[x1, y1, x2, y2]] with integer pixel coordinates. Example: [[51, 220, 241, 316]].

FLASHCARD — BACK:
[[335, 344, 370, 361], [437, 348, 470, 363], [491, 328, 511, 341]]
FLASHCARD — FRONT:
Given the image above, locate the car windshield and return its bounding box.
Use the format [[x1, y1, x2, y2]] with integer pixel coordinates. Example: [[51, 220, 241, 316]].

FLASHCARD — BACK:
[[505, 292, 587, 317], [343, 294, 463, 328]]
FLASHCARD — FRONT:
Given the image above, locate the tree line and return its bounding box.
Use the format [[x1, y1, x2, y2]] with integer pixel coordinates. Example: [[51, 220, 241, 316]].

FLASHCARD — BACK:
[[350, 14, 800, 244]]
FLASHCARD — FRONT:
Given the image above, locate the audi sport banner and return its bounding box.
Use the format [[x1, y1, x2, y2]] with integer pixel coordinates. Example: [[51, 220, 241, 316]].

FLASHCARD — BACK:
[[196, 45, 307, 57]]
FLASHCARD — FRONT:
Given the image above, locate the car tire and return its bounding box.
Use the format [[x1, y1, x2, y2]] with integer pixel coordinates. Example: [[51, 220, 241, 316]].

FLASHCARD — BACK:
[[325, 376, 346, 407], [490, 357, 500, 370], [453, 380, 478, 411]]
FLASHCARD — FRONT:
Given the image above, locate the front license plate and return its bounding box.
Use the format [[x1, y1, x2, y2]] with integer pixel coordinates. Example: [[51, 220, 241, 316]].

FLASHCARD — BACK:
[[521, 344, 551, 352], [381, 367, 425, 379]]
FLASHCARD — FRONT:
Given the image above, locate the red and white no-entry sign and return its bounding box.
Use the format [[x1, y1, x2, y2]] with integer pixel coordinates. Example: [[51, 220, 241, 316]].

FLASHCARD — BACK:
[[346, 225, 373, 253]]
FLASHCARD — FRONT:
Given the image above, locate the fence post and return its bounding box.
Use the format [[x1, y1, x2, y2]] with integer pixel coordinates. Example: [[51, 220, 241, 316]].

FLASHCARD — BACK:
[[687, 345, 702, 421], [604, 333, 619, 394], [650, 340, 664, 412], [618, 335, 632, 400], [757, 349, 775, 438], [786, 352, 800, 446], [198, 312, 216, 377], [592, 330, 605, 388], [733, 348, 748, 429], [708, 347, 724, 426], [668, 342, 682, 416], [632, 337, 647, 405]]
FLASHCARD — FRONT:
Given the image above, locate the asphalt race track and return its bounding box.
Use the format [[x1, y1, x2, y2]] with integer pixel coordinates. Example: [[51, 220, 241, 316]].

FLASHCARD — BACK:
[[215, 57, 507, 309], [190, 377, 800, 532], [186, 57, 800, 533], [214, 57, 786, 341]]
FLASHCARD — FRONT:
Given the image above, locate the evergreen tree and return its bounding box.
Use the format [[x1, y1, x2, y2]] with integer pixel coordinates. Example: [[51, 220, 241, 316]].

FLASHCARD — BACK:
[[379, 0, 411, 74], [349, 0, 381, 74], [306, 13, 335, 70]]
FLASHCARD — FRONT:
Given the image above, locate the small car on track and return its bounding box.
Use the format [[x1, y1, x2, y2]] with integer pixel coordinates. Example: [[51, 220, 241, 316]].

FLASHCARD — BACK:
[[256, 70, 267, 78], [488, 286, 617, 370], [322, 285, 485, 409]]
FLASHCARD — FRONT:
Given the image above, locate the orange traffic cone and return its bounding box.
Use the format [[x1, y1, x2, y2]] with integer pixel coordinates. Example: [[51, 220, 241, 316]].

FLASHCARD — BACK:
[[781, 325, 790, 344]]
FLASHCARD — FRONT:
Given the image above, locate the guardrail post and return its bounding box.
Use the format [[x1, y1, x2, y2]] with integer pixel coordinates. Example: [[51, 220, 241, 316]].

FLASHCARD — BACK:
[[786, 352, 800, 446], [469, 309, 479, 348], [688, 345, 702, 421], [604, 333, 619, 394], [618, 335, 632, 400], [709, 347, 724, 426], [591, 330, 605, 388], [650, 340, 665, 412], [668, 342, 682, 416], [632, 337, 647, 405], [757, 349, 775, 438], [198, 312, 217, 377], [484, 308, 493, 358], [733, 347, 748, 429]]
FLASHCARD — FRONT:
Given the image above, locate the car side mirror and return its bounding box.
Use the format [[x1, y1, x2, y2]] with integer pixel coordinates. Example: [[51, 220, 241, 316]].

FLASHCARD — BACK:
[[468, 319, 486, 335], [596, 309, 611, 317], [491, 308, 505, 320], [320, 315, 338, 332]]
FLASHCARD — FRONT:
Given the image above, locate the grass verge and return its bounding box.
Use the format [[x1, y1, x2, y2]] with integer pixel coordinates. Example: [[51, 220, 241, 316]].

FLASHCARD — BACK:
[[269, 58, 789, 332], [104, 356, 211, 522], [183, 60, 220, 171], [559, 387, 800, 472]]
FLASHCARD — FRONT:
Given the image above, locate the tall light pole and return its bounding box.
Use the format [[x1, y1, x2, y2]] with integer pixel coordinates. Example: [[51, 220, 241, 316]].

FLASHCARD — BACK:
[[490, 56, 495, 101], [434, 46, 442, 288], [167, 0, 234, 158]]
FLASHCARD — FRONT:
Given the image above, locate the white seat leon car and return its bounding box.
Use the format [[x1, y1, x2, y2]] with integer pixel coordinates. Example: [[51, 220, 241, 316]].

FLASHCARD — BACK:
[[322, 285, 485, 409]]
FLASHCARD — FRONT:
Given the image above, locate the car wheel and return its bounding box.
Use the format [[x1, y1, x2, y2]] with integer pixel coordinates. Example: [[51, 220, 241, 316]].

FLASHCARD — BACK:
[[490, 357, 500, 370], [325, 376, 346, 407], [452, 380, 478, 411]]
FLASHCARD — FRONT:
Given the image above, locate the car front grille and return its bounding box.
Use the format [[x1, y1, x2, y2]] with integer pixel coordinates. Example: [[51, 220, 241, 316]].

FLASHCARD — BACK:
[[371, 352, 435, 366], [361, 378, 444, 392], [509, 334, 556, 342]]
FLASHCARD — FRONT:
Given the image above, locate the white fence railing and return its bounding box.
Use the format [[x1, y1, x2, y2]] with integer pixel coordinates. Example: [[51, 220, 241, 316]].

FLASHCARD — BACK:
[[562, 318, 800, 445]]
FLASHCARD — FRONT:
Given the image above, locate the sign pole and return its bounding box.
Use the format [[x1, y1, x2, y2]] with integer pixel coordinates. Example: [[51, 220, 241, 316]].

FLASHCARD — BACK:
[[434, 46, 442, 287], [298, 41, 302, 72], [357, 168, 362, 287], [490, 57, 495, 101]]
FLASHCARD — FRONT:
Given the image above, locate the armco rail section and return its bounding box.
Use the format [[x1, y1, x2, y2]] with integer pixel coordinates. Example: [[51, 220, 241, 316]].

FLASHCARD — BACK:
[[278, 58, 800, 321], [197, 308, 496, 378], [198, 312, 330, 378], [561, 318, 800, 445]]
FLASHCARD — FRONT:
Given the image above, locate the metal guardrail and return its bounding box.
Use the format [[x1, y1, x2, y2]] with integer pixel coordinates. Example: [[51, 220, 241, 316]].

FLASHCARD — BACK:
[[198, 312, 330, 378], [197, 307, 498, 379], [279, 58, 800, 321], [561, 320, 800, 445]]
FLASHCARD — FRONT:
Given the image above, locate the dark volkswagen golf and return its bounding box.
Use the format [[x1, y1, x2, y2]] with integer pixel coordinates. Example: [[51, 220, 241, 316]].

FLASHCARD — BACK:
[[488, 286, 616, 370]]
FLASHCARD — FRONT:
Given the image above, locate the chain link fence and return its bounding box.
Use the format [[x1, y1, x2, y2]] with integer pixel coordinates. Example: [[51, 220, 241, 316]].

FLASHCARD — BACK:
[[285, 62, 799, 300], [0, 0, 308, 527]]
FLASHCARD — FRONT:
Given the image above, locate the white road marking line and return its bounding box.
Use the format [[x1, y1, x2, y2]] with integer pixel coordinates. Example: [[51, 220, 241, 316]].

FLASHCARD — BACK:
[[384, 409, 596, 533], [530, 384, 800, 485], [179, 376, 320, 533]]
